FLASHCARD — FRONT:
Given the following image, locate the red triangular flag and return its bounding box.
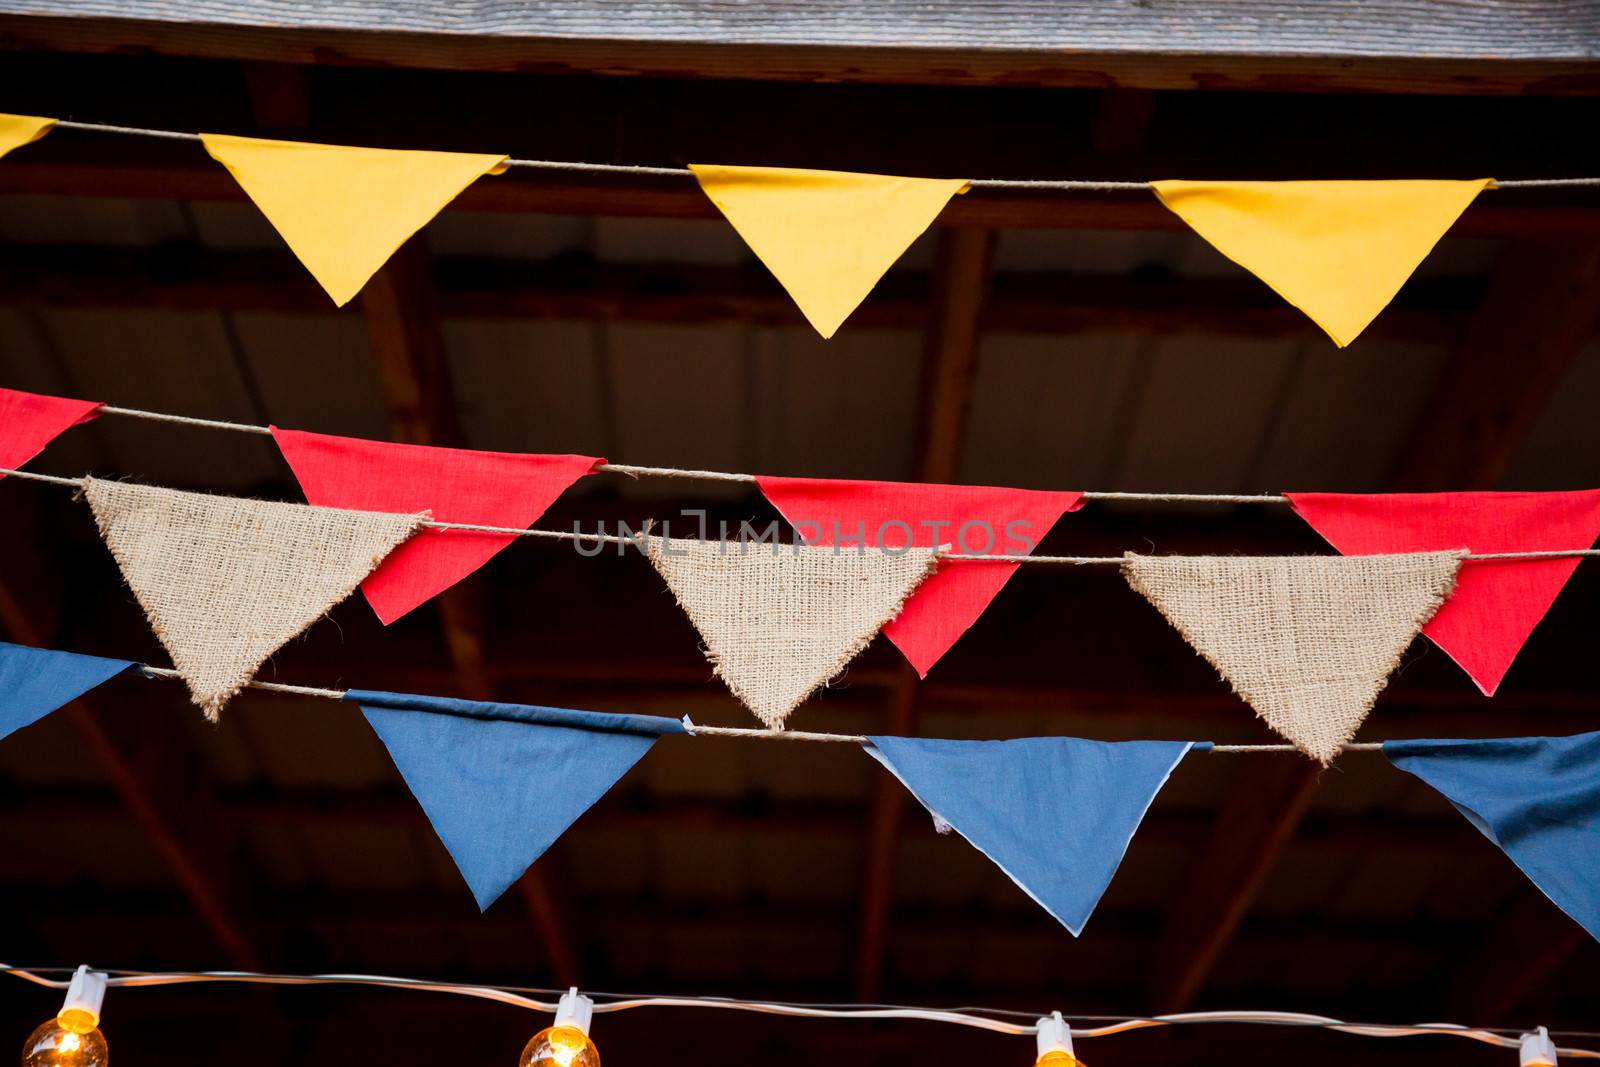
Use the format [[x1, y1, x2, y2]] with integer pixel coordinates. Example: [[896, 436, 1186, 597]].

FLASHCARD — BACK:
[[272, 428, 600, 624], [0, 386, 101, 475], [1288, 491, 1600, 696], [756, 476, 1083, 676]]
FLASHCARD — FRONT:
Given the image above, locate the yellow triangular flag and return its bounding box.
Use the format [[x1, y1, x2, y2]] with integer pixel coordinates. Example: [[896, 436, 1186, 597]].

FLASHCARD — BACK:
[[1152, 179, 1492, 347], [0, 113, 55, 160], [691, 164, 969, 338], [201, 133, 509, 306]]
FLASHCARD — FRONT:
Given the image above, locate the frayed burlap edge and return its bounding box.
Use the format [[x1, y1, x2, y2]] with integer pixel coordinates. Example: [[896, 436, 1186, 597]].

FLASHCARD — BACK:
[[1121, 551, 1464, 765], [84, 478, 426, 723], [647, 537, 939, 730]]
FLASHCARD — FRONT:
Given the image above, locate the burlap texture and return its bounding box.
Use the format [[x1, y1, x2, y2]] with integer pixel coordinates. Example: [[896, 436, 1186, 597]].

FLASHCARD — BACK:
[[1123, 551, 1463, 763], [85, 479, 423, 720], [647, 537, 937, 728]]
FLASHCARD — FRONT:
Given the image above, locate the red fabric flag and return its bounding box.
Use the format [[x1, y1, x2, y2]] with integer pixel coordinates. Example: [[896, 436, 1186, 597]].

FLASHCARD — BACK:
[[1288, 491, 1600, 696], [272, 428, 600, 624], [0, 386, 100, 475], [756, 476, 1083, 676]]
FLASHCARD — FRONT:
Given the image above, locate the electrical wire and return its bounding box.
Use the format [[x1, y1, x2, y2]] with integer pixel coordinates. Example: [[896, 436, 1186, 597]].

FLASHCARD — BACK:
[[4, 964, 1594, 1053]]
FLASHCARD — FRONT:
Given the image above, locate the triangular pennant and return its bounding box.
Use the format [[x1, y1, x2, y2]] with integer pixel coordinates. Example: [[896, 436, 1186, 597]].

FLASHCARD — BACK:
[[0, 114, 55, 161], [348, 689, 685, 909], [200, 133, 508, 306], [84, 479, 423, 720], [0, 386, 102, 475], [690, 164, 969, 338], [0, 642, 135, 742], [756, 476, 1082, 676], [272, 428, 600, 624], [1289, 491, 1600, 696], [1386, 732, 1600, 943], [646, 536, 937, 728], [1151, 179, 1491, 346], [866, 735, 1199, 935], [1123, 552, 1464, 763]]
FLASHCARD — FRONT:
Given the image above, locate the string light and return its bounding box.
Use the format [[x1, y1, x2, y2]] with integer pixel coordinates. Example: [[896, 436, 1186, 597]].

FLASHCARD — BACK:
[[5, 965, 1595, 1063], [20, 967, 109, 1067], [520, 990, 600, 1067]]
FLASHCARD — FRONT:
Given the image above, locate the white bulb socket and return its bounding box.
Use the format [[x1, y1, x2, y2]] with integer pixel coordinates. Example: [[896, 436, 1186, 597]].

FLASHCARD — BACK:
[[554, 987, 594, 1036], [1036, 1012, 1074, 1061], [58, 965, 108, 1028], [1521, 1026, 1557, 1067]]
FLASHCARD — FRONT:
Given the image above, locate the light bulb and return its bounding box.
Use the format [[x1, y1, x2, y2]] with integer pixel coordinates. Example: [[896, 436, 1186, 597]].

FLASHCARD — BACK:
[[1037, 1052, 1082, 1067], [518, 1025, 599, 1067], [20, 1018, 108, 1067], [22, 968, 108, 1067]]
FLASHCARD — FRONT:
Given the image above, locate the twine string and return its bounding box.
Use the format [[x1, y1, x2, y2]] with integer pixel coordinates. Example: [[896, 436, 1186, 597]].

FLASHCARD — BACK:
[[44, 119, 1600, 189]]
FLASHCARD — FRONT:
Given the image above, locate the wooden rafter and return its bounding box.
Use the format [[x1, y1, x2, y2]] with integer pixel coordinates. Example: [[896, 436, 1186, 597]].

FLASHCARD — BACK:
[[853, 226, 996, 1000], [4, 3, 1599, 93], [358, 236, 581, 985]]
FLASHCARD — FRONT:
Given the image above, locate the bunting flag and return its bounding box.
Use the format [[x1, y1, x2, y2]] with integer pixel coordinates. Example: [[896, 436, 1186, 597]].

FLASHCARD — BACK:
[[1386, 732, 1600, 943], [689, 164, 969, 338], [0, 386, 102, 475], [866, 735, 1199, 935], [756, 476, 1083, 676], [84, 479, 423, 720], [0, 642, 136, 742], [1288, 491, 1600, 697], [1123, 552, 1464, 762], [1151, 179, 1492, 346], [272, 428, 599, 624], [349, 689, 685, 909], [0, 113, 55, 161], [200, 133, 509, 306], [646, 536, 937, 728]]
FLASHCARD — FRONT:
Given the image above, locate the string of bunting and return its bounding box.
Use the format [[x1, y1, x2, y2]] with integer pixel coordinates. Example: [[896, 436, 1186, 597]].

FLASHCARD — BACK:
[[5, 385, 1600, 758], [3, 113, 1599, 344], [8, 963, 1594, 1067], [2, 640, 1598, 940]]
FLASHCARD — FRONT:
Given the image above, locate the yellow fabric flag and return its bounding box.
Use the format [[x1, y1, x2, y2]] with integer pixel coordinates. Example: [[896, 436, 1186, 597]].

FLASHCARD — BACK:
[[691, 164, 969, 338], [1152, 179, 1492, 347], [202, 133, 509, 306], [0, 114, 56, 160]]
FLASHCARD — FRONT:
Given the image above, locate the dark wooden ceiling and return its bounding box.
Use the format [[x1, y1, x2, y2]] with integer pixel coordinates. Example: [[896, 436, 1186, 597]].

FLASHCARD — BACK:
[[0, 15, 1598, 1067]]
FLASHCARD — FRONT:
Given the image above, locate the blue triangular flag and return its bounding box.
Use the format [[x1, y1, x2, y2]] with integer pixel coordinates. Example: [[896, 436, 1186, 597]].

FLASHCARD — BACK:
[[0, 641, 136, 742], [865, 735, 1200, 935], [346, 689, 685, 910], [1386, 732, 1600, 943]]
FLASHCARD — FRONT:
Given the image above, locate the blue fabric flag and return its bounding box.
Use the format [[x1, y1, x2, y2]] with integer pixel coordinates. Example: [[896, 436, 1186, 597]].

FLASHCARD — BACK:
[[0, 641, 136, 742], [346, 689, 686, 910], [865, 735, 1201, 935], [1386, 732, 1600, 943]]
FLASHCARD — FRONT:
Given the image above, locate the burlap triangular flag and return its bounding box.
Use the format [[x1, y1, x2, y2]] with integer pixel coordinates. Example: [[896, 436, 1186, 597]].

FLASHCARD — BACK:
[[646, 537, 938, 728], [689, 164, 969, 338], [201, 133, 508, 305], [85, 479, 424, 720], [1123, 552, 1464, 763], [1151, 180, 1491, 347]]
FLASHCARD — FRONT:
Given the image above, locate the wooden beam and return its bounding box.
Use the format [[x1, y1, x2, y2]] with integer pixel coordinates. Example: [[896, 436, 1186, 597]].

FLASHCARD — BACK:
[[1147, 239, 1600, 1013], [359, 235, 580, 985], [1387, 241, 1600, 490], [0, 243, 1471, 342], [4, 160, 1599, 236], [854, 227, 996, 1001], [4, 3, 1599, 94], [0, 494, 261, 968]]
